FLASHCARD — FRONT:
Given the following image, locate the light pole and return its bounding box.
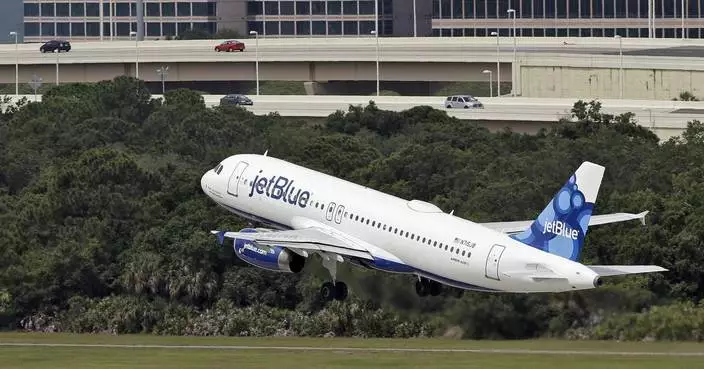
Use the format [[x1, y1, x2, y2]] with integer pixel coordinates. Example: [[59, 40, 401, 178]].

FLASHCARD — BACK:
[[156, 66, 169, 94], [507, 9, 516, 96], [483, 70, 493, 97], [615, 35, 623, 99], [249, 30, 259, 95], [681, 0, 685, 39], [55, 48, 60, 86], [491, 31, 500, 97], [413, 0, 417, 37], [371, 30, 380, 96], [130, 31, 139, 78], [9, 31, 18, 96]]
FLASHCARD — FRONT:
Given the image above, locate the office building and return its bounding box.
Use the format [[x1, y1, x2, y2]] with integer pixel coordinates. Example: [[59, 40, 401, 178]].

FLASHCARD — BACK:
[[431, 0, 704, 39], [22, 0, 218, 42], [15, 1, 704, 43]]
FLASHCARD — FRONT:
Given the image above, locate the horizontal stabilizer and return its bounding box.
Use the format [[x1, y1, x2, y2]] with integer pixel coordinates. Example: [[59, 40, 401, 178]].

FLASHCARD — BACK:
[[587, 265, 668, 277], [502, 270, 569, 282]]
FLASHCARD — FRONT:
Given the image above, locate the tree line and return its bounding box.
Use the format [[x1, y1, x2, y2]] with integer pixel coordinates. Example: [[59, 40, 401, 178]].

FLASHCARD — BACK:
[[1, 76, 703, 340]]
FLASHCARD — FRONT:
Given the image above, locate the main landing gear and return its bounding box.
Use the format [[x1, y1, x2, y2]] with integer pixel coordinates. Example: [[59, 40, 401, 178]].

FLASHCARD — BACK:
[[319, 252, 348, 302], [415, 277, 442, 297]]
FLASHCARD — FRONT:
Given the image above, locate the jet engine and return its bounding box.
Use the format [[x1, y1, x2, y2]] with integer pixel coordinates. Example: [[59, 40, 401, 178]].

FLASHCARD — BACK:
[[232, 228, 305, 273]]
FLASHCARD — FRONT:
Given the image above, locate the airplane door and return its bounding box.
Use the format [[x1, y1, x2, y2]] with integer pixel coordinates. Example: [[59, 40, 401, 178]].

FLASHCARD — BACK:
[[334, 205, 345, 224], [485, 244, 505, 281], [326, 202, 336, 221], [227, 161, 249, 197]]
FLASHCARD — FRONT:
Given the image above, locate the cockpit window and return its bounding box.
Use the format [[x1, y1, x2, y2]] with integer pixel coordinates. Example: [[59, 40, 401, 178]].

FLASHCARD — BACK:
[[216, 165, 223, 174]]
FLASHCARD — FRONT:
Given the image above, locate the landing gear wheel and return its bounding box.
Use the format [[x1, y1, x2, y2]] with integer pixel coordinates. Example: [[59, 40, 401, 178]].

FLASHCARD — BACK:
[[334, 281, 348, 301], [415, 279, 429, 297], [321, 282, 335, 301], [429, 281, 442, 296]]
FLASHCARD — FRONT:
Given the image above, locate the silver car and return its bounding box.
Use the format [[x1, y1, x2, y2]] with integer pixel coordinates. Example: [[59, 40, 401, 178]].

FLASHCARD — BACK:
[[444, 95, 484, 109]]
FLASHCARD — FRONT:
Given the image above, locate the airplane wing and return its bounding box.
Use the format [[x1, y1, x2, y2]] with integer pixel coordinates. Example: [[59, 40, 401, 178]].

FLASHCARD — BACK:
[[586, 265, 668, 277], [212, 227, 374, 260], [480, 211, 649, 234]]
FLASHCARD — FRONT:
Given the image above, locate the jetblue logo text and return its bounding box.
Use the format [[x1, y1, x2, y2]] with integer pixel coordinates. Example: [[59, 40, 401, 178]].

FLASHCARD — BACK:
[[543, 220, 579, 240], [249, 171, 311, 208]]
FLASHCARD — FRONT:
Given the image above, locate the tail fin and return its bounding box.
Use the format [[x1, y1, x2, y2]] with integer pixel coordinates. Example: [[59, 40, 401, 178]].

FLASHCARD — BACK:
[[510, 162, 605, 261]]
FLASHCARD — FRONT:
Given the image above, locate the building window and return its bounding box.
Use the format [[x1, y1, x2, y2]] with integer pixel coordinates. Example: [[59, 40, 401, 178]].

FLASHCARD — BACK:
[[296, 1, 310, 15], [248, 21, 263, 34], [57, 22, 70, 36], [328, 21, 342, 35], [72, 23, 85, 36], [192, 3, 208, 16], [147, 22, 161, 36], [116, 22, 131, 36], [41, 22, 55, 36], [25, 22, 40, 37], [281, 21, 295, 35], [162, 3, 176, 17], [177, 22, 191, 34], [280, 1, 295, 15], [265, 21, 279, 35], [24, 3, 39, 17], [312, 20, 325, 35], [86, 22, 99, 36], [312, 1, 326, 14], [343, 1, 357, 15], [328, 1, 342, 15], [163, 22, 176, 36], [360, 20, 374, 34], [248, 1, 263, 15], [85, 3, 99, 17], [265, 1, 279, 15], [177, 2, 191, 16], [359, 1, 374, 14], [41, 3, 55, 17], [207, 2, 216, 16], [70, 3, 84, 17], [296, 20, 310, 35], [343, 20, 358, 35], [146, 3, 160, 17], [116, 3, 129, 16]]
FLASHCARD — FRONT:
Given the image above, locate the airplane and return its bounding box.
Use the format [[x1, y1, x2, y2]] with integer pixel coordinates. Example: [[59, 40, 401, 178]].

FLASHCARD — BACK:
[[200, 153, 667, 302]]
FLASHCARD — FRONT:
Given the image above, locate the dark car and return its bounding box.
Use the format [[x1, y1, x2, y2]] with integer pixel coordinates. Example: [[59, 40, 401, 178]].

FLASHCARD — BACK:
[[40, 40, 71, 53], [215, 40, 245, 52], [220, 94, 253, 106]]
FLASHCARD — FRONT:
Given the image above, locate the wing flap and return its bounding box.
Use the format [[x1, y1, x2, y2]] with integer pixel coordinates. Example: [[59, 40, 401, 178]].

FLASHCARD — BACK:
[[212, 228, 374, 260], [481, 211, 648, 234], [587, 265, 668, 277]]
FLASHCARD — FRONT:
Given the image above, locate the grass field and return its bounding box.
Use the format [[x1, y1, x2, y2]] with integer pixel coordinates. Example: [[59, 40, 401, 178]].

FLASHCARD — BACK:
[[1, 333, 702, 369]]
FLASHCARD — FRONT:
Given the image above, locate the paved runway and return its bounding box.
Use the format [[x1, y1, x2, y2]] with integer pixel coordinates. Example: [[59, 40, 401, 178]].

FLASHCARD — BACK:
[[1, 342, 702, 356]]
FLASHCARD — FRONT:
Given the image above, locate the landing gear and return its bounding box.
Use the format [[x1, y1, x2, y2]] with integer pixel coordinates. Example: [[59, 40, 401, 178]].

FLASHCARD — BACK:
[[415, 277, 442, 297], [321, 281, 348, 301], [319, 252, 349, 302]]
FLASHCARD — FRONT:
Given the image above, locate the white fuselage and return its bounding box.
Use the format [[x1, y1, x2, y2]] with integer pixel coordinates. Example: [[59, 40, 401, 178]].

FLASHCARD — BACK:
[[201, 154, 601, 293]]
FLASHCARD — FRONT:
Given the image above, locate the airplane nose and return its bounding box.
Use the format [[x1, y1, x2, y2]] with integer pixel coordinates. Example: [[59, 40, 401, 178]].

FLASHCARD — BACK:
[[200, 171, 209, 193]]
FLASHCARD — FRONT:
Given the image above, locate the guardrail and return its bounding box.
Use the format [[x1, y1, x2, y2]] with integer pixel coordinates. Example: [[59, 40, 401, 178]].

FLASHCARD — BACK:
[[4, 94, 704, 132]]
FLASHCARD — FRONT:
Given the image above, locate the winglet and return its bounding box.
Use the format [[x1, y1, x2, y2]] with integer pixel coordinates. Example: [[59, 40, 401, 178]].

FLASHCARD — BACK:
[[637, 211, 649, 226]]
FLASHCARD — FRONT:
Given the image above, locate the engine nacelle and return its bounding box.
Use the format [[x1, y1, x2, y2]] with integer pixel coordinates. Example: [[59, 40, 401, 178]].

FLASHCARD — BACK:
[[233, 228, 305, 273]]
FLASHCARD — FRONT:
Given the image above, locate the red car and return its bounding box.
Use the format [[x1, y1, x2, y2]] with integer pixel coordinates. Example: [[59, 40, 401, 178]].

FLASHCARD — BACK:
[[215, 40, 245, 52]]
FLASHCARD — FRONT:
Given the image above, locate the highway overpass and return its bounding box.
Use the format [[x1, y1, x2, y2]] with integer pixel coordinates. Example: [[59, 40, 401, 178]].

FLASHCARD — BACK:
[[6, 94, 703, 141], [1, 37, 703, 99]]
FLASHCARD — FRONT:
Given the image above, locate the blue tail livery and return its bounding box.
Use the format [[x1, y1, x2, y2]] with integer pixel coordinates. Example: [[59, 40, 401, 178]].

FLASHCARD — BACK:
[[510, 162, 605, 261]]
